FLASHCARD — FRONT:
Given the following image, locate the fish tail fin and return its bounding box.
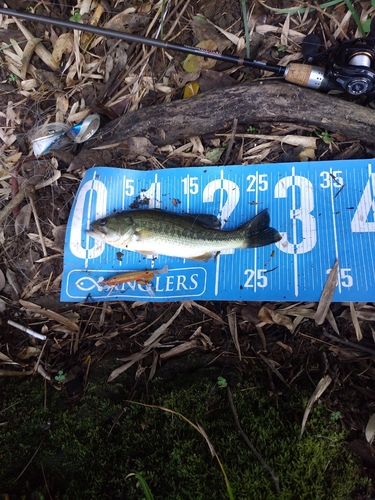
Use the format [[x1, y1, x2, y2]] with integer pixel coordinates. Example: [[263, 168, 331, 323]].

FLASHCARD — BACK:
[[242, 209, 282, 248]]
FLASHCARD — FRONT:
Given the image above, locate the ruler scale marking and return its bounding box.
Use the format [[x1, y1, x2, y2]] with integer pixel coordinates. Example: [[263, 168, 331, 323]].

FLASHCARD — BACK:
[[62, 160, 375, 302]]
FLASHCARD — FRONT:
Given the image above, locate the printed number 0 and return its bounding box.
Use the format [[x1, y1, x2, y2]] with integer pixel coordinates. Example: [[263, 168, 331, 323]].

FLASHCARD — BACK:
[[274, 173, 317, 254]]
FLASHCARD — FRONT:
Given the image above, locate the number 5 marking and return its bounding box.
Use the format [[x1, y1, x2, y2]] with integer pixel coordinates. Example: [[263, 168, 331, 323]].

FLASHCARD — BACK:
[[274, 168, 317, 254]]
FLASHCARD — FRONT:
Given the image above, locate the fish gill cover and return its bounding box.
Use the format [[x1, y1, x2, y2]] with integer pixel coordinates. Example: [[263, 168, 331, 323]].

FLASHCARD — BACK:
[[61, 161, 375, 302]]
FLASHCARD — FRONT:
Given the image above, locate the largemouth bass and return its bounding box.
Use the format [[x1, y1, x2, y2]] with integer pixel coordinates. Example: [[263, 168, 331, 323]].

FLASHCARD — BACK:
[[87, 209, 281, 261]]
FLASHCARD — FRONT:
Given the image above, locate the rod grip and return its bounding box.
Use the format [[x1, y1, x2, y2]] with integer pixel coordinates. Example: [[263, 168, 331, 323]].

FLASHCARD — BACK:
[[284, 63, 316, 87]]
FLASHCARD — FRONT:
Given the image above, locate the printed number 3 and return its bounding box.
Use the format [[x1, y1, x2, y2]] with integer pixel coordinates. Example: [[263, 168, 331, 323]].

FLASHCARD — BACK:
[[274, 172, 317, 254]]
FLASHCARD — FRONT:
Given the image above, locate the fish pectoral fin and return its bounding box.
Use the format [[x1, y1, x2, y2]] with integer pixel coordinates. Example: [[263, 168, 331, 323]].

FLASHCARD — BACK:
[[135, 229, 153, 241], [188, 252, 215, 262], [137, 250, 158, 256]]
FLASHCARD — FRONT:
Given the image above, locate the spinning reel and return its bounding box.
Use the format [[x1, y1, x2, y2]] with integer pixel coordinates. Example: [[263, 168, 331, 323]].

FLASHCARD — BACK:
[[301, 21, 375, 103]]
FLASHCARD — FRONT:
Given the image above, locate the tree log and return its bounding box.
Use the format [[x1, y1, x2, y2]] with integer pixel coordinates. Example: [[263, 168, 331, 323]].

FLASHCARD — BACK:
[[83, 81, 375, 151]]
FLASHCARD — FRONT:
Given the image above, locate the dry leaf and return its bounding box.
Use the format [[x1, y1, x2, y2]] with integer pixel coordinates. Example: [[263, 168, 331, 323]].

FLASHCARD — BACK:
[[183, 40, 218, 72], [117, 137, 156, 157], [299, 147, 316, 161], [205, 147, 225, 163], [300, 375, 332, 438], [0, 269, 5, 292], [15, 203, 32, 235], [183, 81, 200, 99], [227, 307, 241, 360], [108, 348, 152, 382], [19, 299, 79, 332], [350, 302, 363, 341], [189, 301, 225, 324], [6, 267, 21, 296], [13, 18, 59, 71], [104, 10, 149, 33], [258, 352, 289, 385], [315, 261, 338, 325], [365, 414, 375, 444], [143, 302, 185, 347], [17, 346, 41, 359], [258, 306, 294, 332], [0, 351, 15, 363], [159, 340, 201, 361]]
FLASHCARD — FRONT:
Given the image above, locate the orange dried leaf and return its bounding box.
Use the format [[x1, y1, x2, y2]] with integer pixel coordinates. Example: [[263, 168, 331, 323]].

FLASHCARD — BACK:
[[183, 81, 200, 99]]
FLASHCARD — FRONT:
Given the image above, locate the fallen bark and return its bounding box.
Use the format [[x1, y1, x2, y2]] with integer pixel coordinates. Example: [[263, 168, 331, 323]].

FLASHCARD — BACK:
[[83, 81, 375, 152]]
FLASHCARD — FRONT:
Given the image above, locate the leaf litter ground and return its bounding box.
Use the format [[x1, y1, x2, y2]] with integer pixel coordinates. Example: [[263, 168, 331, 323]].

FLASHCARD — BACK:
[[1, 0, 375, 498]]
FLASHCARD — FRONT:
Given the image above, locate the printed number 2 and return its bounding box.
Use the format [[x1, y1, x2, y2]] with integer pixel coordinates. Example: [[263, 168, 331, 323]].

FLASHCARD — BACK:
[[203, 175, 240, 227], [247, 173, 268, 192], [243, 269, 268, 288]]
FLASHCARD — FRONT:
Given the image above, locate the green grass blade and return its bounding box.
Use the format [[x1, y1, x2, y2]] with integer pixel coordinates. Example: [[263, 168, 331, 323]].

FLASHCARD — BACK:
[[240, 0, 250, 60], [160, 0, 166, 40], [126, 472, 154, 500], [260, 0, 343, 14], [216, 454, 235, 500], [343, 0, 365, 36]]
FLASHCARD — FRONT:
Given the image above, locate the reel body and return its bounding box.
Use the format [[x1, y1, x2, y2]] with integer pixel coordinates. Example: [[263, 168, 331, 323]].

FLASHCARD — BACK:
[[327, 39, 375, 98], [302, 32, 375, 103]]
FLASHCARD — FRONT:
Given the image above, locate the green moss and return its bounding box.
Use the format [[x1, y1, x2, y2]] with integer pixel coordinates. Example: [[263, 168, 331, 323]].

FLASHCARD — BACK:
[[0, 366, 369, 500]]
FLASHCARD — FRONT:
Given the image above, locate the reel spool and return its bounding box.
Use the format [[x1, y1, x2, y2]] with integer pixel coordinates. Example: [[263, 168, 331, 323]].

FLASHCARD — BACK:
[[327, 39, 375, 96], [301, 27, 375, 103]]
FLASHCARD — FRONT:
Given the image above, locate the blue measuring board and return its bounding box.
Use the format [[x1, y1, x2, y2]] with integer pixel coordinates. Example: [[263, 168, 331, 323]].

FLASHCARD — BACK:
[[61, 160, 375, 302]]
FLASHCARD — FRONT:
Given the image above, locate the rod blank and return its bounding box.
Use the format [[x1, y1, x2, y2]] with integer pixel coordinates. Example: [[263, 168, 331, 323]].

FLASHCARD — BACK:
[[0, 7, 286, 75]]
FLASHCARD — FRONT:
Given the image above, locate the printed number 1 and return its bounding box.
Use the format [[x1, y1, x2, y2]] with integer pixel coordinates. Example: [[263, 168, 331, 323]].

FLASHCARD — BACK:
[[182, 176, 199, 195]]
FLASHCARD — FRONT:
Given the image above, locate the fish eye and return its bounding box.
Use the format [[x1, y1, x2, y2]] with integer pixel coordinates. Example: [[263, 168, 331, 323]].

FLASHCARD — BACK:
[[99, 218, 107, 226]]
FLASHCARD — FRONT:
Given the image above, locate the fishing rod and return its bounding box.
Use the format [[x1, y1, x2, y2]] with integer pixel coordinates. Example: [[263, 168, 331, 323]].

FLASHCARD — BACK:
[[1, 6, 375, 101]]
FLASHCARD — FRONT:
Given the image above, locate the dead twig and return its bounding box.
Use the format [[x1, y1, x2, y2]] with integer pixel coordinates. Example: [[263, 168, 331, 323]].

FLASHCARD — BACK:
[[28, 194, 48, 257], [14, 438, 45, 482], [222, 118, 238, 165], [226, 385, 280, 492]]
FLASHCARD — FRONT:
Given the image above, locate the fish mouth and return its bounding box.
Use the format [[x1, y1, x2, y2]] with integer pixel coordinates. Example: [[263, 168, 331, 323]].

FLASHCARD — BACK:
[[86, 228, 102, 239]]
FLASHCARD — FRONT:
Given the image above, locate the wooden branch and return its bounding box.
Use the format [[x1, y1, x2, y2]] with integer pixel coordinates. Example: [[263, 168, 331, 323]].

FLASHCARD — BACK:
[[83, 81, 375, 152]]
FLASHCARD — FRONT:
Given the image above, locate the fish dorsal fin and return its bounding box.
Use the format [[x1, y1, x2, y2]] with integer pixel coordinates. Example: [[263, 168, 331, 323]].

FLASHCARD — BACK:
[[184, 213, 220, 229]]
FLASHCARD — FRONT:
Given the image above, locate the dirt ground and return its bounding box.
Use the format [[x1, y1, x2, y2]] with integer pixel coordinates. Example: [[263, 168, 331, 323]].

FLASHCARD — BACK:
[[1, 0, 375, 498]]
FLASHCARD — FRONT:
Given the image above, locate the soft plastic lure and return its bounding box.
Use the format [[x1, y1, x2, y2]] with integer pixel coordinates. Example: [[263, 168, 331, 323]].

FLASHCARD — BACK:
[[101, 265, 169, 287]]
